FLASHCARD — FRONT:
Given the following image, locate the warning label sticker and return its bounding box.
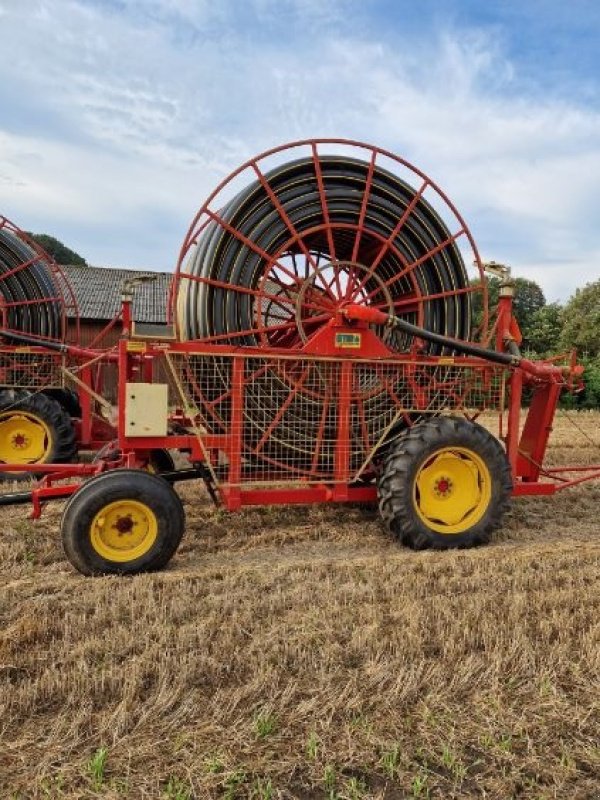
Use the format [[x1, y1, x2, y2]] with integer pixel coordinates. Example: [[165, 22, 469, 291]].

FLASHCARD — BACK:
[[335, 332, 362, 349]]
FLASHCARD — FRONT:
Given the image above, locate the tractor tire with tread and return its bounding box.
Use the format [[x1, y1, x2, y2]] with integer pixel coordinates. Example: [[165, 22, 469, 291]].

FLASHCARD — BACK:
[[147, 448, 176, 474], [41, 387, 81, 418], [377, 416, 512, 550], [0, 389, 77, 480], [61, 469, 185, 575]]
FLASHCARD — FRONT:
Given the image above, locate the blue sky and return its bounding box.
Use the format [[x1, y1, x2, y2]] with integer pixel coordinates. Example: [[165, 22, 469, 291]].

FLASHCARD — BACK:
[[0, 0, 598, 300]]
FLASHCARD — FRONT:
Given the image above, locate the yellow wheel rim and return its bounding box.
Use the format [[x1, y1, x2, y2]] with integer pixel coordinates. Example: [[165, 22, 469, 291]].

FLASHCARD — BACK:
[[0, 411, 52, 464], [414, 446, 491, 535], [90, 500, 158, 562]]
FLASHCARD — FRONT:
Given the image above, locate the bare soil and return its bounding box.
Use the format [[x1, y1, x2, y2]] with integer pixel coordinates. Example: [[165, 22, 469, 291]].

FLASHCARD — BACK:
[[1, 411, 599, 799]]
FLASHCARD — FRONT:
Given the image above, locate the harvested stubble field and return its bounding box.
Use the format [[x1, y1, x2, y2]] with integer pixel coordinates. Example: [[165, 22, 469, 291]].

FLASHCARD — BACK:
[[1, 412, 599, 800]]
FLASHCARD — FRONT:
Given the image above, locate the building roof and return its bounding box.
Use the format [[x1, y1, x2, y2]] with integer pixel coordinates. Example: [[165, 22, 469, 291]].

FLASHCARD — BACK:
[[60, 264, 171, 324]]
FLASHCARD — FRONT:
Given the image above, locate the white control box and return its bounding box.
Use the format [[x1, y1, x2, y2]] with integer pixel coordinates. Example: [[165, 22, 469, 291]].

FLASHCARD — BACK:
[[124, 383, 168, 437]]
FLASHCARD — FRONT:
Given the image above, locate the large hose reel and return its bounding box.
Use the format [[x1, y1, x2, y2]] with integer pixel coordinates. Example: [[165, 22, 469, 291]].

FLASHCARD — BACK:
[[172, 140, 490, 479], [0, 216, 77, 345], [175, 143, 487, 349], [0, 216, 79, 396]]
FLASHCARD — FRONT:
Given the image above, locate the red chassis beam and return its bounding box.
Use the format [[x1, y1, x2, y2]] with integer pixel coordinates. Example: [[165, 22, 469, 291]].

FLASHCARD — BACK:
[[0, 322, 596, 518], [15, 471, 600, 521]]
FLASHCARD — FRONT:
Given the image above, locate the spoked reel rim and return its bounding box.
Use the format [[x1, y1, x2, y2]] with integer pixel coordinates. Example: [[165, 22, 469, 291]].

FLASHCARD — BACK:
[[0, 215, 80, 345], [171, 138, 489, 346]]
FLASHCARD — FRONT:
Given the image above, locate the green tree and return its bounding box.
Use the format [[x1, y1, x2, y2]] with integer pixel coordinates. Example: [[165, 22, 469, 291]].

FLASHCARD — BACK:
[[471, 276, 546, 342], [560, 280, 600, 358], [524, 302, 563, 356], [561, 355, 600, 410], [27, 233, 87, 266]]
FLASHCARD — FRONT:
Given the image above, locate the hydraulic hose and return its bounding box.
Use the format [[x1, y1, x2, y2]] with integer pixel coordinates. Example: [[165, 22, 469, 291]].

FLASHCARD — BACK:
[[0, 328, 69, 353], [386, 315, 517, 366]]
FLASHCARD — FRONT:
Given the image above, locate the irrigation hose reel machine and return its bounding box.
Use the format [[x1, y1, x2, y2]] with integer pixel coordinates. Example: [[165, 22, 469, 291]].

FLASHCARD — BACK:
[[0, 139, 597, 575]]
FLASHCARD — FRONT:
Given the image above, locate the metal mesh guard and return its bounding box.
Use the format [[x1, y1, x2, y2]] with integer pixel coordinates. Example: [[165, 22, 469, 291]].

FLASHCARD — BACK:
[[0, 347, 65, 389], [165, 351, 506, 487]]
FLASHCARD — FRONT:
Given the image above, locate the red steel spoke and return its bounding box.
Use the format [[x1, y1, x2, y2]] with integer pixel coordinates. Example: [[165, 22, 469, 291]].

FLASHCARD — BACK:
[[254, 366, 310, 452], [372, 283, 480, 312], [351, 148, 377, 263], [350, 180, 429, 302], [180, 271, 327, 315], [185, 215, 212, 249], [0, 255, 45, 283], [2, 296, 61, 308], [205, 362, 273, 407], [363, 229, 466, 303], [205, 209, 306, 290], [290, 252, 299, 277], [343, 263, 358, 302], [195, 319, 297, 345], [311, 143, 342, 297], [251, 162, 332, 296], [259, 271, 299, 303], [311, 388, 331, 474]]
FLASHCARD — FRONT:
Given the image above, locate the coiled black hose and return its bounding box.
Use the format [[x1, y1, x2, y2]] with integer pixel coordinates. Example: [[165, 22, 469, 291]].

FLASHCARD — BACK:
[[0, 225, 63, 341], [178, 155, 472, 350]]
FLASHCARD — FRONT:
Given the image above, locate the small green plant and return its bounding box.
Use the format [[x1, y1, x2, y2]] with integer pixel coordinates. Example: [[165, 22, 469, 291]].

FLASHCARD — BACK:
[[223, 769, 247, 800], [254, 710, 277, 738], [560, 747, 575, 771], [478, 733, 494, 749], [323, 764, 337, 793], [251, 777, 274, 799], [204, 754, 225, 774], [380, 744, 401, 778], [498, 734, 513, 753], [40, 773, 65, 797], [411, 772, 429, 798], [348, 713, 371, 732], [344, 776, 366, 799], [440, 746, 466, 780], [306, 730, 320, 760], [87, 746, 108, 790], [163, 775, 192, 800]]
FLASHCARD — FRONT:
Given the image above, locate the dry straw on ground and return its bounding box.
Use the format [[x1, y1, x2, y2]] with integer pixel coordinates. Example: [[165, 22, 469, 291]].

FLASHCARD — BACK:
[[1, 411, 599, 799]]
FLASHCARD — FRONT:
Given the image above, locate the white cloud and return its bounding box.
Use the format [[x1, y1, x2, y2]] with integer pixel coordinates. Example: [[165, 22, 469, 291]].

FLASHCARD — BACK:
[[0, 0, 597, 299]]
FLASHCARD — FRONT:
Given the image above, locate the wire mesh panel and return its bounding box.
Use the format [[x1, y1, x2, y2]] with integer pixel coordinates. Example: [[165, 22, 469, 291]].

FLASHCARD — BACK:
[[164, 350, 506, 487], [0, 348, 65, 389]]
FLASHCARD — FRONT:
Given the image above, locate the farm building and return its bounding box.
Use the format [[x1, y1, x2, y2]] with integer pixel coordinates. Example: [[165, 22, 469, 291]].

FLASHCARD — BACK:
[[61, 264, 172, 347]]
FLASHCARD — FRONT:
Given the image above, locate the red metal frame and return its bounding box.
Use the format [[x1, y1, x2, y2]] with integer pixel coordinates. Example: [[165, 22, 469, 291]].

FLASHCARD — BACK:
[[2, 302, 594, 517]]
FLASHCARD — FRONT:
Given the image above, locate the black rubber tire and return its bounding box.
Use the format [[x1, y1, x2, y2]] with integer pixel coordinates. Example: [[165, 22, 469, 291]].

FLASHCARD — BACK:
[[41, 388, 81, 418], [0, 389, 77, 481], [148, 448, 176, 473], [377, 416, 512, 550], [61, 469, 185, 576]]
